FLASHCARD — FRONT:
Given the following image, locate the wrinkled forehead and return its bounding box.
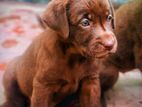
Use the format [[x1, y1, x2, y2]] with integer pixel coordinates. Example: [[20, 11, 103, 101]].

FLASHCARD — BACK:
[[69, 0, 110, 17]]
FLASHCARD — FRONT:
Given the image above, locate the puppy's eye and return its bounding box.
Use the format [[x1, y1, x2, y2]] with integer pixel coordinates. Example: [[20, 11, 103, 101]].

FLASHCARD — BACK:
[[80, 18, 90, 27], [107, 14, 113, 22]]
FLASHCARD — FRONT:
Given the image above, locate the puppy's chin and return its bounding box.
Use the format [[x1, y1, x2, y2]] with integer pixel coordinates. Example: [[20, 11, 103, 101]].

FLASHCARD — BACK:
[[94, 51, 109, 59], [85, 50, 109, 59], [83, 44, 109, 59], [74, 45, 110, 59]]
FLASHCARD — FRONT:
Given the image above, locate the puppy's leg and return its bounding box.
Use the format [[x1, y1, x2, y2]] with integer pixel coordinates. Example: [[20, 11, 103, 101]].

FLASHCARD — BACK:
[[31, 79, 78, 107], [31, 79, 60, 107], [100, 92, 107, 107], [134, 45, 142, 72], [1, 70, 29, 107], [100, 66, 119, 107], [79, 75, 100, 107]]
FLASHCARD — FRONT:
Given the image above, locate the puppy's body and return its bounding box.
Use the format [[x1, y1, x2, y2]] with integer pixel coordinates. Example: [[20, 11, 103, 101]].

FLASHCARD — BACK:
[[100, 0, 142, 92], [4, 28, 99, 106], [1, 0, 117, 107]]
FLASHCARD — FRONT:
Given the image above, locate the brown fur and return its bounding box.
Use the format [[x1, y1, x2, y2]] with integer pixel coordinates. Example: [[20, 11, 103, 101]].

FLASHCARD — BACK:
[[100, 0, 142, 93], [1, 0, 117, 107]]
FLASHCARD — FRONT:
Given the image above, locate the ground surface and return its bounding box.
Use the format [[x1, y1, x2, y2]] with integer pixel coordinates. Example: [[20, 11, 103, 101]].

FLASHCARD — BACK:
[[107, 70, 142, 107]]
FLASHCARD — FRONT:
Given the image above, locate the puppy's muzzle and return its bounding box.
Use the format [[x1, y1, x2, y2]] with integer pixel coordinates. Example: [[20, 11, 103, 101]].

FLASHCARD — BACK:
[[90, 31, 117, 58], [99, 31, 117, 53]]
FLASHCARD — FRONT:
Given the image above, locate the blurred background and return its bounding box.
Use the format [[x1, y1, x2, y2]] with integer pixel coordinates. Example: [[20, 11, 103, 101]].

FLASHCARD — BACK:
[[0, 0, 130, 4], [0, 0, 141, 107]]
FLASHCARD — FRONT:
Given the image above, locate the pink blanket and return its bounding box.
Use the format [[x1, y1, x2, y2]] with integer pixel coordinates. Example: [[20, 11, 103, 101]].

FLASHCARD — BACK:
[[0, 8, 43, 73]]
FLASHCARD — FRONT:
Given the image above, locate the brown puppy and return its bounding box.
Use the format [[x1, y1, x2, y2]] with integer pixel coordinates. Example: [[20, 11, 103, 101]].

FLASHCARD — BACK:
[[100, 0, 142, 94], [1, 0, 117, 107]]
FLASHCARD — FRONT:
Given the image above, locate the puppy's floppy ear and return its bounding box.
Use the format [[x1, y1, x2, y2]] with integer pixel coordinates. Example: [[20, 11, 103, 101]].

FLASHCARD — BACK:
[[36, 14, 47, 29], [108, 0, 115, 29], [41, 0, 69, 39]]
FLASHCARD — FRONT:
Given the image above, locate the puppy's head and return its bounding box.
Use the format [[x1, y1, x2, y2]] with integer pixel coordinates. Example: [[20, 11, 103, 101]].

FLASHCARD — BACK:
[[41, 0, 117, 58]]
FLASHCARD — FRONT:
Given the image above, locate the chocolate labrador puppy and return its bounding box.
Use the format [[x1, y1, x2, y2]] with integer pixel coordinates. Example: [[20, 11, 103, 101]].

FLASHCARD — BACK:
[[100, 0, 142, 97], [1, 0, 117, 107]]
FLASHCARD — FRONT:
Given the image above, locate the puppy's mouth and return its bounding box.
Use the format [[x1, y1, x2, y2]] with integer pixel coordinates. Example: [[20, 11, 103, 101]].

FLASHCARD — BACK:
[[86, 44, 110, 59], [92, 51, 109, 58]]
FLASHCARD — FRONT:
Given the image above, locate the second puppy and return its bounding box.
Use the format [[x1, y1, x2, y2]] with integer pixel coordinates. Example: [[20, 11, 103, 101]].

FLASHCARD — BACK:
[[100, 0, 142, 92]]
